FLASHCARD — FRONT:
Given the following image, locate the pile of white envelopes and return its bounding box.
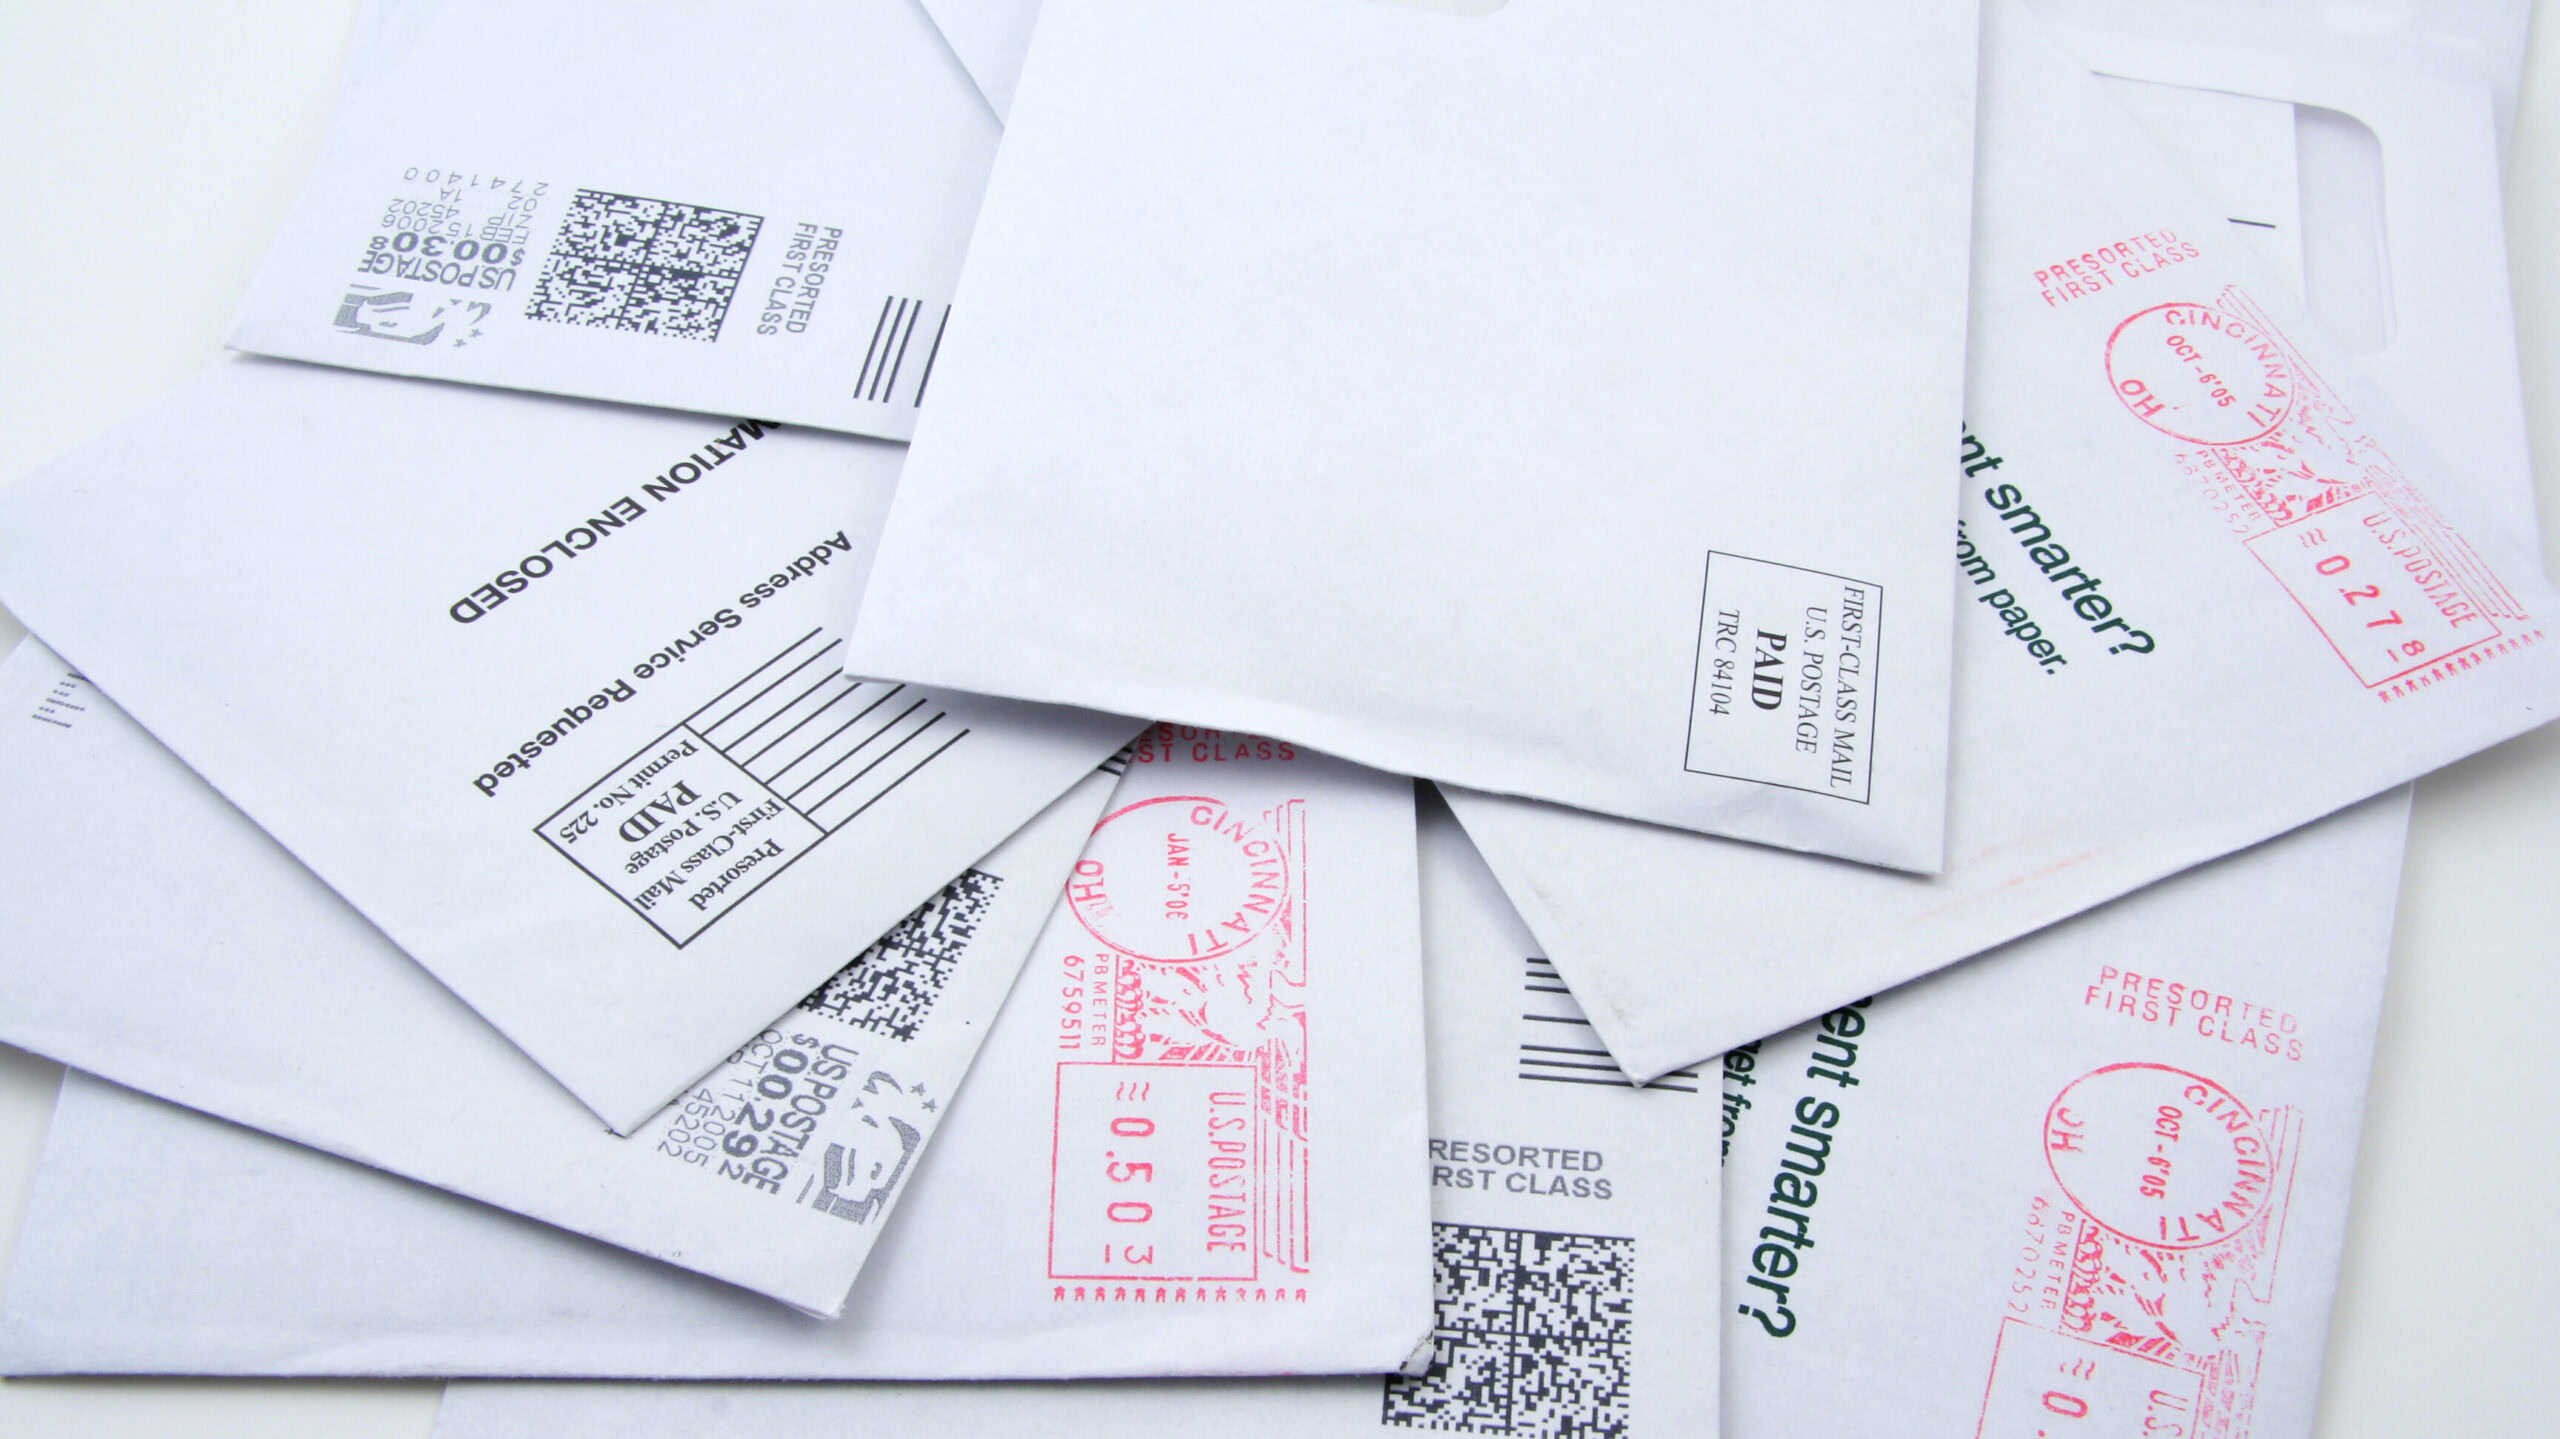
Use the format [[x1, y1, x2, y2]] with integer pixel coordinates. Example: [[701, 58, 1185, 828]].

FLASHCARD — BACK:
[[0, 0, 2548, 1434]]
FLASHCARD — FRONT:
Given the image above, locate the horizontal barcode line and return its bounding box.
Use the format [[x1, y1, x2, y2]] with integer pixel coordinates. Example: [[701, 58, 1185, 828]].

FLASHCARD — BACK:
[[729, 668, 847, 754], [1517, 1072, 1697, 1095], [786, 697, 928, 804], [806, 709, 943, 816], [833, 724, 969, 826], [741, 676, 862, 767], [912, 305, 951, 407], [855, 297, 895, 399], [685, 627, 822, 724], [879, 299, 920, 400], [767, 685, 904, 784], [706, 637, 841, 735]]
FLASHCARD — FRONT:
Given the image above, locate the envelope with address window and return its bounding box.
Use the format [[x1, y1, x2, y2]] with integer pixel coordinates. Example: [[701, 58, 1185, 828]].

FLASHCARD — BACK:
[[0, 358, 1136, 1133], [1444, 0, 2560, 1086], [230, 0, 1000, 441], [845, 0, 1982, 874], [1717, 10, 2541, 1425]]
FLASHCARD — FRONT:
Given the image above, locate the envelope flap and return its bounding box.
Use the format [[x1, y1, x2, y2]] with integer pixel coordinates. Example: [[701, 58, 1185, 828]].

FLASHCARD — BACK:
[[847, 0, 1985, 871]]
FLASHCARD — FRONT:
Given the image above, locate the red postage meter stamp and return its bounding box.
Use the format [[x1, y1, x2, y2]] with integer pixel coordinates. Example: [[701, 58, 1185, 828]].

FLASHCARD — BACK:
[[2106, 288, 2542, 698], [1976, 1062, 2303, 1439], [1048, 791, 1312, 1302]]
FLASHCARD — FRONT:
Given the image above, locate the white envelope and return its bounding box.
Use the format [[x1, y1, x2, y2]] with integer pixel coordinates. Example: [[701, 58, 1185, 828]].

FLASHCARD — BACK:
[[1719, 28, 2538, 1433], [1720, 791, 2407, 1435], [229, 0, 997, 440], [2030, 0, 2534, 157], [2039, 15, 2535, 489], [0, 359, 1135, 1131], [420, 798, 1716, 1434], [917, 0, 1038, 120], [1444, 0, 2560, 1084], [447, 850, 1704, 1437], [0, 634, 1113, 1314], [0, 738, 1432, 1378], [843, 0, 1981, 871]]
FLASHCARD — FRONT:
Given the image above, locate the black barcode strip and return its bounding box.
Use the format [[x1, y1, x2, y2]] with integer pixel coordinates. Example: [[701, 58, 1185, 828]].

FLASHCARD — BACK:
[[863, 299, 921, 402], [1517, 1071, 1696, 1094], [912, 304, 952, 407], [785, 697, 929, 805], [684, 628, 824, 726], [704, 638, 843, 736], [865, 300, 911, 400], [879, 299, 922, 399], [764, 685, 904, 785], [833, 724, 971, 827], [807, 711, 947, 817], [1522, 1057, 1635, 1075], [1517, 955, 1699, 1089], [729, 668, 848, 754], [853, 295, 954, 407], [741, 675, 864, 768], [855, 298, 897, 400]]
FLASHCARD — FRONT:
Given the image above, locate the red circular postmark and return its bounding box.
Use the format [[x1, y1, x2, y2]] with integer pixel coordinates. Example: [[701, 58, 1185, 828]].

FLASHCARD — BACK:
[[2043, 1062, 2272, 1251], [2103, 301, 2294, 446], [1067, 794, 1285, 964]]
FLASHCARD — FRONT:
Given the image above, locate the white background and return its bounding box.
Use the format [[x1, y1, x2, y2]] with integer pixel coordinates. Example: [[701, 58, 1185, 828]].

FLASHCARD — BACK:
[[0, 2, 2554, 1433]]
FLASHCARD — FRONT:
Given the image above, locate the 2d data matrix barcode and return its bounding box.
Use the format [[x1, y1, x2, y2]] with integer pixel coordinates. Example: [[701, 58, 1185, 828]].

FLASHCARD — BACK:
[[1382, 1222, 1635, 1438], [798, 868, 1004, 1042], [525, 188, 764, 342]]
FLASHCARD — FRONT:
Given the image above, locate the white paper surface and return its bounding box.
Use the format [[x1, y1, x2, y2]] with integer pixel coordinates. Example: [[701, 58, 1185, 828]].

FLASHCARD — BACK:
[[1718, 790, 2407, 1436], [228, 0, 997, 440], [2093, 80, 2298, 248], [0, 635, 1113, 1313], [0, 358, 1135, 1131], [2044, 23, 2537, 506], [0, 738, 1432, 1378], [446, 862, 1701, 1435], [1447, 0, 2560, 1084], [428, 797, 1723, 1436], [1718, 31, 2538, 1434], [844, 0, 1980, 872], [2030, 0, 2534, 157], [916, 0, 1038, 120]]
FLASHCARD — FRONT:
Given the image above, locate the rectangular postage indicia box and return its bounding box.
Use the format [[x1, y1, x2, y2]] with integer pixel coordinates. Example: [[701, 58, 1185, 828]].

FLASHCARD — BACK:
[[0, 359, 1135, 1132], [537, 630, 966, 946], [1685, 551, 1884, 806]]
